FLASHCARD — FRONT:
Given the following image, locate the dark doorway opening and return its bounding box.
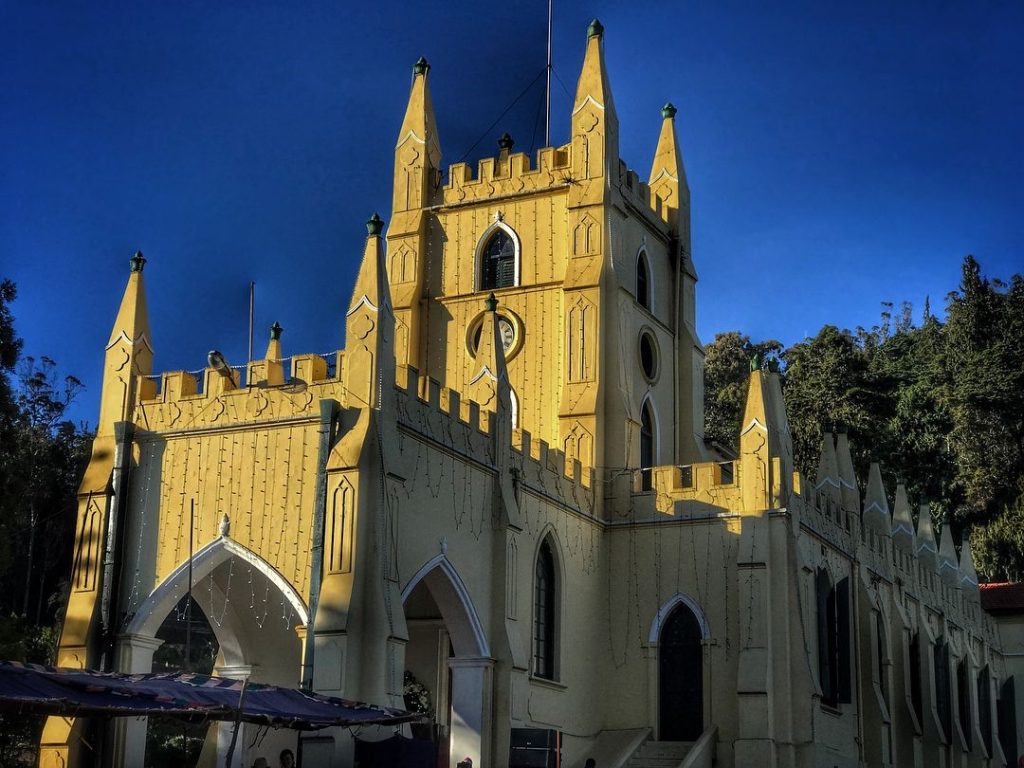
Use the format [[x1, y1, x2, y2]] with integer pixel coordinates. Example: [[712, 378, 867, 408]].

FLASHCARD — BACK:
[[658, 604, 703, 741]]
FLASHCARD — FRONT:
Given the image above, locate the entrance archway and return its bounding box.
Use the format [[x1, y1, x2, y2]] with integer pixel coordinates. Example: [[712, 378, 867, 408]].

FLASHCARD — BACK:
[[655, 597, 704, 741], [401, 556, 491, 768], [117, 536, 308, 767]]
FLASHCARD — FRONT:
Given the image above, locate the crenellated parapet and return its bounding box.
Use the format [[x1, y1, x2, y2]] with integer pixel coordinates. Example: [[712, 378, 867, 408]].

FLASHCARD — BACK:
[[392, 364, 595, 508], [442, 146, 572, 206]]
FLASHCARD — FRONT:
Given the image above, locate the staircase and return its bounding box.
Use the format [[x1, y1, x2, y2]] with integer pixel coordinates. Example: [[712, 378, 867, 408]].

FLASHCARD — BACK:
[[624, 740, 693, 768]]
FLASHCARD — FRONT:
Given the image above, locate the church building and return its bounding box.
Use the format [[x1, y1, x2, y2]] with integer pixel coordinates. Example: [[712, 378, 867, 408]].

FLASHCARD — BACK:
[[42, 20, 1019, 768]]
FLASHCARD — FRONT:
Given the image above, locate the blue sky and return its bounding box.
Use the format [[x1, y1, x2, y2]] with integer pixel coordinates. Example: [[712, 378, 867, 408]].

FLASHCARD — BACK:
[[2, 1, 1022, 427]]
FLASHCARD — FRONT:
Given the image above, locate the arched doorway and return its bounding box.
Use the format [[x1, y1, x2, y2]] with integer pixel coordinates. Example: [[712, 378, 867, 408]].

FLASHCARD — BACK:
[[658, 602, 703, 741], [400, 556, 491, 768], [118, 536, 308, 767]]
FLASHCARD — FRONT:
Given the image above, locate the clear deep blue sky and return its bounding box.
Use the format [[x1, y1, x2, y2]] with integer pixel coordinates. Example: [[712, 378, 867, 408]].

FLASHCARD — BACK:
[[2, 1, 1022, 427]]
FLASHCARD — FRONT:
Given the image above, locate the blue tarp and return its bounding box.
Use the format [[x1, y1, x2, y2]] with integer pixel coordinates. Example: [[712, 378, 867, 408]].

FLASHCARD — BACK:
[[0, 661, 420, 729]]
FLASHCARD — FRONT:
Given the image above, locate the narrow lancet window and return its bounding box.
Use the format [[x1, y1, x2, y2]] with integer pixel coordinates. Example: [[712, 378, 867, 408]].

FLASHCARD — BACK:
[[637, 250, 651, 310], [533, 539, 556, 679]]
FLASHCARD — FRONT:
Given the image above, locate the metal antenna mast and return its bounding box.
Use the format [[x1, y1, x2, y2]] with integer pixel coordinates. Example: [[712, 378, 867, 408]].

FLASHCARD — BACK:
[[545, 0, 553, 147]]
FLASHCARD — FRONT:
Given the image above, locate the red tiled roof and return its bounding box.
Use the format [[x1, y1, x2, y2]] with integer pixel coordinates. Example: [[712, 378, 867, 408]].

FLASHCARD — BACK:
[[980, 582, 1024, 613]]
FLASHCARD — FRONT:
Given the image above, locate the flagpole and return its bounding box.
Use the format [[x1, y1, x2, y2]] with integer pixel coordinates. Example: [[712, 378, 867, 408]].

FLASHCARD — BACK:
[[248, 281, 255, 362]]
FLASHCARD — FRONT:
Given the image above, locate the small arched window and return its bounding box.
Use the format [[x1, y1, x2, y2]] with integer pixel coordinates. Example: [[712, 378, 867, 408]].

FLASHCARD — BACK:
[[481, 230, 516, 290], [533, 539, 556, 679], [640, 400, 655, 491], [636, 250, 651, 310]]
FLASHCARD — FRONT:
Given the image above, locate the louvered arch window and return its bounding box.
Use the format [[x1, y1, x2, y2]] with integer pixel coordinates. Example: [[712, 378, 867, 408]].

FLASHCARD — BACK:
[[480, 229, 516, 290], [533, 539, 557, 680]]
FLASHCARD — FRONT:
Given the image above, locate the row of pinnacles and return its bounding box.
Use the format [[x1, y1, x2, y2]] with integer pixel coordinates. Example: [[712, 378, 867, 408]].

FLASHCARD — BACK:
[[103, 213, 596, 503]]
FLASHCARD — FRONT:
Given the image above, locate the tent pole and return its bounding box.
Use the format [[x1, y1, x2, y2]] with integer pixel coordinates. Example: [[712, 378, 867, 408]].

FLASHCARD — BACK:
[[225, 679, 249, 768]]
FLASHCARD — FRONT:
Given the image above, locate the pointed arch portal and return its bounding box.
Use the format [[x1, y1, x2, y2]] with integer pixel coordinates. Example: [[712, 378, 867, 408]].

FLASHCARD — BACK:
[[655, 595, 705, 742], [116, 536, 307, 768], [402, 555, 491, 768]]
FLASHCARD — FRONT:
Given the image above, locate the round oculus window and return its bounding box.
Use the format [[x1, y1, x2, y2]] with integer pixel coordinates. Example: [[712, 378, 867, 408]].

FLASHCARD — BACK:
[[467, 313, 520, 359], [639, 331, 658, 381]]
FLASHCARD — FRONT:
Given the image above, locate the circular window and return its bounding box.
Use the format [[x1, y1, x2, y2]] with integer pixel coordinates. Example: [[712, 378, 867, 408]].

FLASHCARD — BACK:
[[466, 312, 521, 360], [639, 330, 659, 381]]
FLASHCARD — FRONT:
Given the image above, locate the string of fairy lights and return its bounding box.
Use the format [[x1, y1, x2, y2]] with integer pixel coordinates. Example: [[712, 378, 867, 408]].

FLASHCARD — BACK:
[[111, 195, 990, 701]]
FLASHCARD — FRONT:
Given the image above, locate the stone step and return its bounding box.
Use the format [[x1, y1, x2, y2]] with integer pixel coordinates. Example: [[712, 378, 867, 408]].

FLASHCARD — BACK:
[[626, 740, 693, 768]]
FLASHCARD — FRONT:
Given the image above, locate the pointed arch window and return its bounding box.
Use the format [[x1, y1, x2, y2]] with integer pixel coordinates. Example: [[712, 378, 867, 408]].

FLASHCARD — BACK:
[[480, 229, 516, 290], [533, 539, 557, 680], [636, 249, 651, 310], [640, 400, 655, 491]]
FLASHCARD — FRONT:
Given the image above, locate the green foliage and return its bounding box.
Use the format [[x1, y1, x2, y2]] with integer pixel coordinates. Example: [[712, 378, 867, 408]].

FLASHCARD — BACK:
[[970, 491, 1024, 583], [704, 256, 1024, 580], [0, 280, 90, 767]]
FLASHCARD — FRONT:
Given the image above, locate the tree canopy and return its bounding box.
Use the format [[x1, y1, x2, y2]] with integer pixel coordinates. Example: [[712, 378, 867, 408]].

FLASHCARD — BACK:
[[703, 256, 1024, 581]]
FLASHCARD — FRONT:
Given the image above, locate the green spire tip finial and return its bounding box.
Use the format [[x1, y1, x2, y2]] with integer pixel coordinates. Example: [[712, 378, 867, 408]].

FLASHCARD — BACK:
[[497, 132, 514, 151], [661, 102, 677, 120], [129, 251, 146, 273], [587, 19, 604, 39], [413, 57, 430, 76], [270, 321, 283, 341], [366, 212, 384, 236], [484, 292, 498, 312]]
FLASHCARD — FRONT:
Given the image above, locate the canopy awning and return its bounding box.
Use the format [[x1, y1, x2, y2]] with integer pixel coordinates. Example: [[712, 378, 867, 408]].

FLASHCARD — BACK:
[[0, 661, 419, 730]]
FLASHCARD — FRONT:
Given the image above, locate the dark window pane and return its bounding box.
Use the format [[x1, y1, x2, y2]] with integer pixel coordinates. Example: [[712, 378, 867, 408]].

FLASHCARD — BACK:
[[909, 632, 923, 725], [640, 403, 654, 491], [978, 665, 991, 755], [958, 657, 972, 750], [482, 231, 516, 290], [637, 254, 650, 309]]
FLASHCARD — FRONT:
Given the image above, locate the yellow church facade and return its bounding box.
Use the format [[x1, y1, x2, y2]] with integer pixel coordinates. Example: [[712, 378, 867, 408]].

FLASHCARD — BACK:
[[42, 21, 1018, 768]]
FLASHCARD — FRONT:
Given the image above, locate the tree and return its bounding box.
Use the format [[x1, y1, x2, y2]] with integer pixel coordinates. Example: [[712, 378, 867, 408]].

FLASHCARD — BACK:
[[0, 280, 90, 766], [781, 325, 877, 478], [703, 332, 781, 454], [944, 258, 1024, 530]]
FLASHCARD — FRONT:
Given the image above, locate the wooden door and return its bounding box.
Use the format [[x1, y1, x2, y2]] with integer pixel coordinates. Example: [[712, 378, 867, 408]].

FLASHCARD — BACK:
[[658, 605, 703, 741]]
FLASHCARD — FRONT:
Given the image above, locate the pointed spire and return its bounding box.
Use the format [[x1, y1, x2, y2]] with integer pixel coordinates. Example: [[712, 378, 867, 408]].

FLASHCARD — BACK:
[[863, 463, 892, 536], [814, 432, 842, 507], [97, 251, 153, 433], [570, 18, 618, 187], [649, 102, 689, 233], [738, 367, 793, 512], [891, 483, 915, 551], [393, 56, 441, 213], [915, 503, 938, 570], [834, 432, 861, 514], [959, 532, 979, 594], [468, 294, 512, 419], [937, 523, 960, 587], [344, 213, 395, 409]]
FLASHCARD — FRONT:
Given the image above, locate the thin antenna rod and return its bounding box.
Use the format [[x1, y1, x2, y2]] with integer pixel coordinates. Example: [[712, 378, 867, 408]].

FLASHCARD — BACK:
[[545, 0, 552, 147], [247, 281, 255, 362]]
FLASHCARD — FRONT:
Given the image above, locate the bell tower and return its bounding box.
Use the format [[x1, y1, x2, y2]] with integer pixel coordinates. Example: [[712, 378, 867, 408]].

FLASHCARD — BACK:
[[386, 21, 707, 513]]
